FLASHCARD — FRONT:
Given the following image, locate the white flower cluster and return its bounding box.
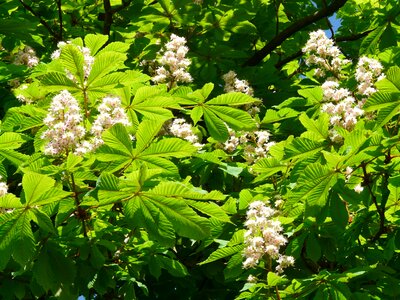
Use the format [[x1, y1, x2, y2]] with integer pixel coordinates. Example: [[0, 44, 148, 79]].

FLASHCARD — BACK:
[[152, 34, 193, 88], [223, 128, 275, 163], [243, 200, 294, 273], [302, 30, 350, 77], [222, 71, 254, 96], [356, 56, 385, 96], [86, 96, 131, 150], [169, 118, 203, 148], [0, 176, 8, 198], [303, 30, 385, 143], [13, 46, 39, 68], [321, 80, 364, 133], [51, 41, 95, 82], [42, 91, 130, 156], [42, 90, 86, 156]]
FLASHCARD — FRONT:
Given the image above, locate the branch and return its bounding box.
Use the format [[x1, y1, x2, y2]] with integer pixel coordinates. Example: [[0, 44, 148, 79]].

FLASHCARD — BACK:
[[55, 0, 63, 41], [275, 29, 373, 69], [19, 0, 60, 40], [103, 0, 132, 36], [103, 0, 113, 36], [244, 0, 348, 66]]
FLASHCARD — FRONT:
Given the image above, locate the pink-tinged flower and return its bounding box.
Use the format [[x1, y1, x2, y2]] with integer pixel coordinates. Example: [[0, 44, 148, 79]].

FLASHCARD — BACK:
[[243, 200, 294, 273], [41, 90, 86, 156], [152, 34, 192, 88]]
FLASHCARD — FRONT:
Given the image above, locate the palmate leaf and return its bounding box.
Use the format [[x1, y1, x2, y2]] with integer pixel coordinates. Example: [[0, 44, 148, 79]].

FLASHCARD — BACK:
[[22, 173, 71, 206], [40, 72, 80, 92], [84, 34, 108, 56], [284, 137, 328, 161], [141, 195, 210, 240], [0, 209, 36, 267], [2, 105, 46, 132], [127, 86, 178, 122], [124, 195, 176, 246], [364, 92, 400, 127], [135, 156, 179, 174], [102, 124, 133, 156], [252, 157, 287, 182], [12, 210, 36, 266], [135, 120, 163, 153], [287, 163, 338, 217], [299, 113, 329, 140], [87, 51, 127, 86], [60, 44, 85, 86], [33, 242, 76, 292]]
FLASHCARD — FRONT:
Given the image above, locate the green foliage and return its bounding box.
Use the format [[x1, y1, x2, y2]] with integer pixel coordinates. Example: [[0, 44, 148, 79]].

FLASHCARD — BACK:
[[0, 0, 400, 299]]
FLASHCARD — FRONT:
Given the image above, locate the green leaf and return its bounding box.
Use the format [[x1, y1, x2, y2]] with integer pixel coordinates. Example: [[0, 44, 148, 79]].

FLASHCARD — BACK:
[[12, 210, 36, 266], [305, 233, 321, 262], [267, 272, 287, 287], [103, 124, 133, 156], [288, 164, 337, 216], [190, 106, 204, 125], [142, 194, 210, 240], [60, 44, 85, 86], [22, 173, 71, 206], [0, 132, 28, 149], [208, 105, 256, 131], [203, 108, 229, 142], [140, 138, 196, 158], [157, 255, 188, 277], [199, 244, 244, 265], [188, 83, 214, 102], [40, 72, 80, 91], [186, 200, 231, 223], [84, 34, 108, 55], [252, 157, 286, 182], [135, 120, 163, 153], [206, 92, 258, 106], [124, 195, 176, 246], [87, 51, 127, 86], [22, 173, 55, 205], [262, 108, 299, 124], [298, 87, 323, 104], [299, 113, 329, 140], [360, 25, 387, 55], [284, 137, 328, 161], [33, 243, 76, 292]]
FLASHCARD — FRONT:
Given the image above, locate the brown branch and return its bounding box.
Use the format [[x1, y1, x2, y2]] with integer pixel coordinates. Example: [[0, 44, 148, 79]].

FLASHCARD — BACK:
[[103, 0, 113, 36], [55, 0, 63, 41], [244, 0, 348, 66], [275, 29, 373, 69], [103, 0, 132, 36]]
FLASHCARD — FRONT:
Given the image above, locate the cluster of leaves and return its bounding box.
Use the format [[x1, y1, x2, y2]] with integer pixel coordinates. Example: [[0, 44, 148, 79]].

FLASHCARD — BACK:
[[0, 0, 400, 299]]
